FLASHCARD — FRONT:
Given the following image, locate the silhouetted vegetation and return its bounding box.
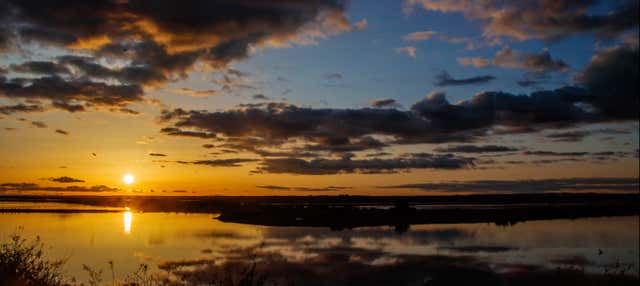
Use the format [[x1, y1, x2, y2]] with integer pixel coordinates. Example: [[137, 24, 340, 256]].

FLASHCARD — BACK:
[[0, 230, 65, 286]]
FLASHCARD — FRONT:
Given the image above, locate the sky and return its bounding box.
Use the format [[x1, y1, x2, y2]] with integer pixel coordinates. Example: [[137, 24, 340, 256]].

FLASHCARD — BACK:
[[0, 0, 638, 196]]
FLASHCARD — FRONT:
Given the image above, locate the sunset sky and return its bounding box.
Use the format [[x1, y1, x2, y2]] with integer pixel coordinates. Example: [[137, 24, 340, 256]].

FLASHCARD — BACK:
[[0, 0, 638, 195]]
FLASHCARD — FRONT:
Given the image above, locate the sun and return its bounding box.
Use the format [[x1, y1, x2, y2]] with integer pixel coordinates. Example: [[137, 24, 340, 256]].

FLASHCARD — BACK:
[[122, 173, 135, 185]]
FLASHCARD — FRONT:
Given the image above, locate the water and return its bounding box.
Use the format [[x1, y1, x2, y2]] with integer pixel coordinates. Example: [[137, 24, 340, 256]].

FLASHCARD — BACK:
[[0, 203, 638, 284]]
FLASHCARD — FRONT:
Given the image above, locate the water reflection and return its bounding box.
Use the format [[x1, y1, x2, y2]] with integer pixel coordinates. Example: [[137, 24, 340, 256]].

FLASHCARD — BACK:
[[0, 211, 637, 284], [123, 211, 132, 234]]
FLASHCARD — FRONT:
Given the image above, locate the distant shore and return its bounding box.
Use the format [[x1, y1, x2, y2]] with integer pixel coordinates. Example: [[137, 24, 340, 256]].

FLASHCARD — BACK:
[[1, 193, 637, 230]]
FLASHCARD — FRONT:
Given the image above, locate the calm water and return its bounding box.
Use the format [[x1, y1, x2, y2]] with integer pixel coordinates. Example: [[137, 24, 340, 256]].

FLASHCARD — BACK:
[[0, 203, 638, 283]]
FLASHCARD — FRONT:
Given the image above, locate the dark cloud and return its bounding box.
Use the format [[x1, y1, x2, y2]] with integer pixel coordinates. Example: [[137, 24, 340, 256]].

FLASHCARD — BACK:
[[405, 0, 639, 41], [175, 158, 259, 167], [365, 152, 392, 157], [114, 107, 141, 115], [516, 79, 542, 88], [324, 73, 343, 80], [255, 185, 291, 190], [30, 120, 47, 128], [159, 102, 472, 154], [51, 101, 86, 112], [299, 136, 388, 153], [0, 103, 45, 115], [161, 67, 637, 155], [48, 176, 84, 183], [439, 246, 517, 253], [434, 71, 495, 87], [545, 130, 592, 142], [459, 48, 569, 75], [410, 89, 590, 133], [546, 128, 631, 142], [383, 177, 639, 193], [575, 40, 639, 119], [254, 153, 474, 175], [252, 94, 270, 100], [370, 98, 401, 108], [523, 150, 589, 157], [10, 61, 70, 75], [256, 185, 351, 191], [0, 76, 144, 110], [0, 182, 119, 192], [54, 129, 68, 135], [160, 127, 217, 139], [149, 152, 167, 157], [434, 145, 519, 153], [521, 150, 631, 163], [0, 0, 361, 112]]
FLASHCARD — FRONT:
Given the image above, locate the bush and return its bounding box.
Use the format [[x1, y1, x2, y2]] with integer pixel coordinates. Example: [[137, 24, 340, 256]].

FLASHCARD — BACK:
[[0, 231, 66, 286]]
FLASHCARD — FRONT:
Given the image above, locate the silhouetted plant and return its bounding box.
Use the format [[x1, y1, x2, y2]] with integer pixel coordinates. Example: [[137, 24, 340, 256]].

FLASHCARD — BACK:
[[0, 230, 66, 286], [82, 264, 104, 286]]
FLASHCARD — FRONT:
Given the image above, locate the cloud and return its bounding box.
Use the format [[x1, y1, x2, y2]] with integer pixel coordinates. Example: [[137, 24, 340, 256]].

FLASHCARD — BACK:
[[49, 176, 84, 183], [0, 103, 45, 115], [370, 98, 401, 108], [30, 121, 47, 128], [149, 152, 167, 157], [410, 89, 589, 133], [403, 0, 639, 41], [0, 182, 119, 192], [160, 71, 636, 156], [160, 127, 217, 139], [458, 48, 569, 75], [324, 73, 343, 80], [0, 75, 144, 111], [521, 150, 630, 162], [10, 61, 70, 75], [383, 177, 639, 193], [575, 40, 639, 119], [54, 129, 69, 135], [434, 145, 519, 153], [403, 30, 491, 49], [523, 150, 589, 157], [254, 153, 474, 175], [545, 130, 592, 142], [0, 1, 360, 113], [159, 103, 472, 154], [403, 30, 438, 41], [256, 185, 351, 191], [252, 94, 270, 100], [175, 88, 219, 97], [516, 79, 542, 88], [434, 71, 495, 86], [395, 46, 417, 58], [114, 107, 141, 115], [175, 158, 259, 167], [439, 246, 517, 253], [545, 128, 631, 142], [457, 57, 490, 68], [353, 19, 369, 31]]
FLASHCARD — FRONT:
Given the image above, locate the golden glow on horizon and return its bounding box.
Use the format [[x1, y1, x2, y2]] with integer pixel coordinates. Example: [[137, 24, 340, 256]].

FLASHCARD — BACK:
[[123, 173, 135, 185], [123, 210, 132, 234]]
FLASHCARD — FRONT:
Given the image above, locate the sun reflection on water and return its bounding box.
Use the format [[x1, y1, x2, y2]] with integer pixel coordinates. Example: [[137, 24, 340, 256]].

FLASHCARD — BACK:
[[123, 209, 132, 234]]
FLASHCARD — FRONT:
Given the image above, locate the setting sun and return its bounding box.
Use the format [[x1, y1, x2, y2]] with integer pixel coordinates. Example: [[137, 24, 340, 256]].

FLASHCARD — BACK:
[[122, 174, 135, 185]]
